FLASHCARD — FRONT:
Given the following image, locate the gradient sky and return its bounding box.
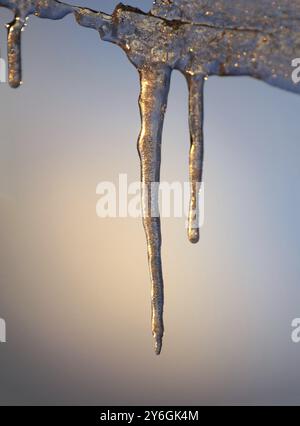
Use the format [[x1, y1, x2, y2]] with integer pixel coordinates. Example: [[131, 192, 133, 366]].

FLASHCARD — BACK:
[[1, 1, 300, 405]]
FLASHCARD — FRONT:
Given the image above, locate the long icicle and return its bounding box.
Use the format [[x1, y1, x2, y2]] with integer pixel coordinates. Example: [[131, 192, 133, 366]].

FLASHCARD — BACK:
[[186, 74, 204, 244], [137, 65, 171, 355]]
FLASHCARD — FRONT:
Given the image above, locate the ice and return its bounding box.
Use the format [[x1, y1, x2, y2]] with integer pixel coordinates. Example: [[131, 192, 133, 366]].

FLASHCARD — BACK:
[[1, 0, 300, 354], [0, 1, 74, 87]]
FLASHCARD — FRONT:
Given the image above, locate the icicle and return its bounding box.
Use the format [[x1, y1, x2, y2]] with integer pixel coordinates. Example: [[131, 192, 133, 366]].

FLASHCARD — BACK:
[[186, 74, 204, 244], [138, 66, 171, 355], [0, 0, 74, 87], [7, 16, 24, 88]]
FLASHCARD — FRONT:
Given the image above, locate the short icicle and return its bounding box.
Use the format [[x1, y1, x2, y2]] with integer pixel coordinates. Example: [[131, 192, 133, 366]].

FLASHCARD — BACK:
[[186, 74, 204, 244], [1, 0, 75, 88], [7, 16, 25, 88], [137, 65, 171, 355]]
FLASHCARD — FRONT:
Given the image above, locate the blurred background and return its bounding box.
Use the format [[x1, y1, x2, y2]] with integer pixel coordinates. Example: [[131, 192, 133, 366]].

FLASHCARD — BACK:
[[1, 0, 300, 405]]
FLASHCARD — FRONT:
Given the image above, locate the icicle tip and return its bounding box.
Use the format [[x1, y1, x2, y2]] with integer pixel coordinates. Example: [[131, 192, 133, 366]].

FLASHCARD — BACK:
[[154, 334, 163, 355], [188, 228, 200, 244]]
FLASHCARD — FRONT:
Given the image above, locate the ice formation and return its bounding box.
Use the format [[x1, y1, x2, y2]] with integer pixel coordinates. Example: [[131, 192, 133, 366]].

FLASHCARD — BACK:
[[1, 0, 299, 354]]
